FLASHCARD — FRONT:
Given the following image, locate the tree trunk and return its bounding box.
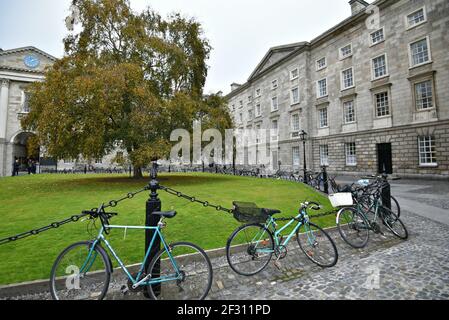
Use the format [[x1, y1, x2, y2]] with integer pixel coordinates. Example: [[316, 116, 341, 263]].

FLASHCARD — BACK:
[[133, 166, 143, 179]]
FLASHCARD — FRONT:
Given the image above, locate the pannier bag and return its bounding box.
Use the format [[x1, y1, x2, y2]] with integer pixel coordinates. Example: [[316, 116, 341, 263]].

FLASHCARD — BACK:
[[232, 202, 270, 223]]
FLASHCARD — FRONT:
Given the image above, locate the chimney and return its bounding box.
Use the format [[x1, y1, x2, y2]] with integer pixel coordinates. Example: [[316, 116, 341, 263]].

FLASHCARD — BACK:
[[349, 0, 369, 15], [230, 83, 241, 92]]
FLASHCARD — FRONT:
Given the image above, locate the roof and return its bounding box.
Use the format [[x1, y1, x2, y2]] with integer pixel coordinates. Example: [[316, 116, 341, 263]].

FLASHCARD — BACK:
[[0, 46, 57, 61]]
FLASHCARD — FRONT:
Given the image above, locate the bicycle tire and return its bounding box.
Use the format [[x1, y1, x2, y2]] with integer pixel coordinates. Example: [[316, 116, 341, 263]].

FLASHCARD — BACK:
[[296, 222, 338, 268], [50, 241, 111, 300], [226, 223, 274, 276], [381, 207, 408, 240], [146, 242, 213, 300], [336, 207, 370, 249]]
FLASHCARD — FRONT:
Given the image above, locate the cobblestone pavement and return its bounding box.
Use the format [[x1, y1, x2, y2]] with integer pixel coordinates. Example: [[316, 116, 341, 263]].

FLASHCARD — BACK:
[[3, 208, 449, 300]]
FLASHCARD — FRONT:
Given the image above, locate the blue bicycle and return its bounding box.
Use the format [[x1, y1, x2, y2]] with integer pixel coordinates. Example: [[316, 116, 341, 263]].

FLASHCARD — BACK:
[[49, 205, 213, 300]]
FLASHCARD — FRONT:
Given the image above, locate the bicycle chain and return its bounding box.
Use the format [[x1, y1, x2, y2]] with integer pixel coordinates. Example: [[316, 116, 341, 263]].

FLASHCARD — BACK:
[[0, 186, 151, 246], [159, 186, 234, 214]]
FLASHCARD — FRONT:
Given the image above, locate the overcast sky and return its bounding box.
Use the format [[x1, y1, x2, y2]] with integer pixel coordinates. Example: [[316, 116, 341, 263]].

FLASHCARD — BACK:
[[0, 0, 372, 94]]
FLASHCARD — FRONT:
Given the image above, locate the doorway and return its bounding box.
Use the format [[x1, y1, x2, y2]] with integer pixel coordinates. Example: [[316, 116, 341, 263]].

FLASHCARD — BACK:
[[377, 143, 393, 174]]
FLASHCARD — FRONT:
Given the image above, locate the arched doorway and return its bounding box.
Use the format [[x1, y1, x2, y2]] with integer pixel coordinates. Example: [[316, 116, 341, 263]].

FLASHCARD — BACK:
[[11, 132, 39, 173]]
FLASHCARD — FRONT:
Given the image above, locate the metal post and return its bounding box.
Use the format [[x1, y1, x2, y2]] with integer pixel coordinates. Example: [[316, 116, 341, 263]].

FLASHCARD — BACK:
[[144, 161, 161, 299], [381, 173, 391, 210], [303, 140, 308, 184], [322, 166, 329, 194]]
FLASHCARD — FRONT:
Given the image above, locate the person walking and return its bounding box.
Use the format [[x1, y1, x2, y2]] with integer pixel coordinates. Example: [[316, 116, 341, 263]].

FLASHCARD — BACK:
[[27, 159, 32, 175], [12, 159, 20, 176]]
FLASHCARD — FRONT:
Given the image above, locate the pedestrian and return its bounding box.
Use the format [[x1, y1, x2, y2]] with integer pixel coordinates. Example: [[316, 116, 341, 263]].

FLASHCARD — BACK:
[[31, 161, 37, 175], [27, 159, 32, 175], [12, 159, 20, 176]]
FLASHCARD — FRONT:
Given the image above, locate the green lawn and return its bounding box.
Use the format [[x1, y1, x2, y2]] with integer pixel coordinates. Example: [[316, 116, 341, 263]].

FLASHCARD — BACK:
[[0, 173, 335, 285]]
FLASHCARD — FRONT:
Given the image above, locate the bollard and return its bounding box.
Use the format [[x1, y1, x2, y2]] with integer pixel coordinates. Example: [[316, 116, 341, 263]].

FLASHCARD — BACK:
[[322, 166, 329, 194], [144, 161, 162, 298], [381, 173, 392, 210]]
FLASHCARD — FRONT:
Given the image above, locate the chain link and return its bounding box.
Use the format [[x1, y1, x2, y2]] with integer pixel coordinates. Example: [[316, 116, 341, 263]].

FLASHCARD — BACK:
[[159, 186, 234, 214], [0, 186, 151, 246]]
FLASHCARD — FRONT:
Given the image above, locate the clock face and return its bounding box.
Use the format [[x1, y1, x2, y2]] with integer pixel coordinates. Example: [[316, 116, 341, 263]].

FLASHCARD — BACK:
[[24, 55, 40, 69]]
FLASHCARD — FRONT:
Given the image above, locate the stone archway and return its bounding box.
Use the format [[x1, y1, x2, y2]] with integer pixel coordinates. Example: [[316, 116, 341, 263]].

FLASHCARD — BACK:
[[11, 131, 39, 173]]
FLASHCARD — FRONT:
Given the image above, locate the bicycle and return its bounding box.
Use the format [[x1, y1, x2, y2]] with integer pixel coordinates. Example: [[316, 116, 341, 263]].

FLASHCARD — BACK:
[[49, 205, 213, 300], [226, 201, 338, 277], [336, 181, 408, 249]]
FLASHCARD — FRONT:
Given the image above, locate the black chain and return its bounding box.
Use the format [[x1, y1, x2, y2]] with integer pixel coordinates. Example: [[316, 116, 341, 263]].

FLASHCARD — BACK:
[[0, 186, 151, 246], [159, 186, 234, 214]]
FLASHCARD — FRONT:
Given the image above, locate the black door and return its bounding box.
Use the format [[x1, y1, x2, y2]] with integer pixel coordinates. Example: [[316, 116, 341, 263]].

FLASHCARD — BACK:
[[377, 143, 393, 174]]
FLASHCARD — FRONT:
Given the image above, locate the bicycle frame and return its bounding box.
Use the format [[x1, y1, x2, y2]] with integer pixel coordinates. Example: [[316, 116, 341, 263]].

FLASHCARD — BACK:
[[83, 224, 182, 288]]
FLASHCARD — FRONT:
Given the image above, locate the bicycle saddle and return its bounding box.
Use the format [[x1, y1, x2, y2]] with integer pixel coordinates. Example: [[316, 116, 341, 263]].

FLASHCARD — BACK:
[[153, 211, 177, 219], [263, 208, 281, 216]]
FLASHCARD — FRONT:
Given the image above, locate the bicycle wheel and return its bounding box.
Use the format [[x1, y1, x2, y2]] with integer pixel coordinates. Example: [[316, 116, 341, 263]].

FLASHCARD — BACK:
[[50, 241, 111, 300], [381, 207, 408, 240], [336, 207, 370, 249], [296, 222, 338, 268], [146, 242, 213, 300], [389, 196, 401, 219], [226, 224, 274, 276]]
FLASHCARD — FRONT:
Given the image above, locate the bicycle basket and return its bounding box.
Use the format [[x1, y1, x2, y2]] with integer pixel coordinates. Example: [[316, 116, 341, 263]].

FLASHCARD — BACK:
[[232, 202, 269, 224]]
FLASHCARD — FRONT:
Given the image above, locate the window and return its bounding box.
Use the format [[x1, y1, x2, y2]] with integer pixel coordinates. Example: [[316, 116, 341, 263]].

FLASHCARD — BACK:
[[239, 113, 243, 123], [341, 68, 354, 90], [320, 145, 329, 166], [418, 136, 437, 166], [271, 96, 278, 112], [372, 54, 388, 79], [343, 100, 356, 124], [255, 88, 261, 97], [231, 104, 235, 112], [291, 114, 300, 132], [409, 38, 431, 67], [319, 108, 328, 128], [290, 68, 299, 80], [340, 44, 352, 59], [95, 158, 103, 164], [415, 80, 434, 110], [317, 78, 327, 98], [239, 100, 243, 108], [272, 79, 278, 90], [291, 87, 300, 105], [248, 96, 252, 103], [248, 109, 253, 120], [292, 147, 301, 166], [375, 91, 390, 117], [345, 143, 357, 166], [271, 120, 279, 141], [370, 28, 385, 45], [255, 103, 261, 117], [22, 92, 31, 113], [316, 57, 327, 70], [407, 8, 427, 29]]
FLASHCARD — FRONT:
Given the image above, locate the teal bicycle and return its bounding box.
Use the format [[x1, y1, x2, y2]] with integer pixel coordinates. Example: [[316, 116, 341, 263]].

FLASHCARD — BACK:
[[49, 205, 213, 300], [226, 202, 338, 276]]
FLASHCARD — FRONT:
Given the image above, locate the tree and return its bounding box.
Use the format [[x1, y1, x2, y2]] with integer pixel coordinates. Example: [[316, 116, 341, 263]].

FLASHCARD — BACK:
[[22, 0, 232, 178]]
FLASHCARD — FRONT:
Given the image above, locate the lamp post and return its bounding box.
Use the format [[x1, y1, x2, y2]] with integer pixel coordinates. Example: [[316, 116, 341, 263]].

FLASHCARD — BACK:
[[300, 130, 308, 184]]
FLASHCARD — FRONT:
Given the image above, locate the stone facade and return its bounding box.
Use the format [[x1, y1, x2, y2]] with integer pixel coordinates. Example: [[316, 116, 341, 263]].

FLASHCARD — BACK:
[[226, 0, 449, 178]]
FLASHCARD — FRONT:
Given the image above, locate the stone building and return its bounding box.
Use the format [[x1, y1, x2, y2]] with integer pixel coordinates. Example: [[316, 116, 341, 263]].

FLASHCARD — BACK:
[[225, 0, 449, 178], [0, 47, 125, 176]]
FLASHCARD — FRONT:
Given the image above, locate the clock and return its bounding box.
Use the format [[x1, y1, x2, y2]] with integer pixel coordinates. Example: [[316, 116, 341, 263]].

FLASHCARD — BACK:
[[24, 55, 40, 69]]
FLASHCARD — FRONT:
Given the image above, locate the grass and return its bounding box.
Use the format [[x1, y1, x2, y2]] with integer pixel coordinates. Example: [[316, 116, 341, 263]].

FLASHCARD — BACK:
[[0, 173, 335, 285]]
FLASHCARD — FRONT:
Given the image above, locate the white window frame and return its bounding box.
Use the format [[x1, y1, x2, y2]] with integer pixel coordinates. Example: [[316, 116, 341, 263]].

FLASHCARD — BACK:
[[316, 57, 327, 71], [271, 96, 279, 112], [291, 113, 300, 133], [343, 100, 356, 124], [271, 79, 279, 90], [290, 86, 300, 105], [369, 27, 385, 47], [320, 145, 329, 166], [345, 143, 357, 166], [255, 103, 262, 117], [248, 109, 253, 120], [239, 100, 243, 108], [374, 91, 391, 118], [371, 53, 389, 80], [418, 136, 437, 166], [341, 67, 355, 91], [255, 88, 261, 98], [408, 36, 432, 69], [316, 78, 328, 98], [292, 147, 301, 166], [290, 68, 299, 81], [318, 107, 329, 129], [414, 79, 435, 111], [271, 119, 279, 141], [21, 91, 31, 113], [339, 43, 353, 60], [406, 6, 427, 30]]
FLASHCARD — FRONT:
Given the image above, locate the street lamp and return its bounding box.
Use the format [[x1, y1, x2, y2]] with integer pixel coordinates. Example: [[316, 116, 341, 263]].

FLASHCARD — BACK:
[[300, 130, 308, 184]]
